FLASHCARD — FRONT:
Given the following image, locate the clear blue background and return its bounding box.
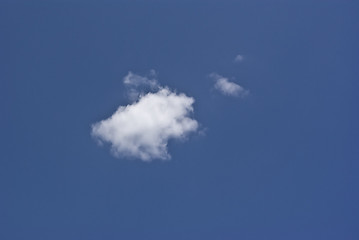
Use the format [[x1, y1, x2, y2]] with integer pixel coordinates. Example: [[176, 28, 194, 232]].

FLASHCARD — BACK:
[[1, 1, 359, 239]]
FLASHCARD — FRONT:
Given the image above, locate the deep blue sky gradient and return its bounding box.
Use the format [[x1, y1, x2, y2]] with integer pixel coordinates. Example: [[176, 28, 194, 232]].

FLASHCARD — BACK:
[[1, 1, 359, 239]]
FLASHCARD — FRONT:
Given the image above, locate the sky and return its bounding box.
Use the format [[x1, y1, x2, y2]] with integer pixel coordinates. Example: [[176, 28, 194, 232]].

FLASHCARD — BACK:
[[1, 1, 359, 239]]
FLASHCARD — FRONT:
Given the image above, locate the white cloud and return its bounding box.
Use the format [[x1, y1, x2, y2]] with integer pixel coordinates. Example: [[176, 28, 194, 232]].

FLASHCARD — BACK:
[[210, 73, 249, 97], [123, 71, 158, 88], [123, 71, 159, 101], [234, 54, 244, 62], [92, 86, 198, 161]]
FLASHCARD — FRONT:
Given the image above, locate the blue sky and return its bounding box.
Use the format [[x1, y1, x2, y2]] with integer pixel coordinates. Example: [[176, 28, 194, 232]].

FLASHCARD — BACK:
[[1, 1, 359, 239]]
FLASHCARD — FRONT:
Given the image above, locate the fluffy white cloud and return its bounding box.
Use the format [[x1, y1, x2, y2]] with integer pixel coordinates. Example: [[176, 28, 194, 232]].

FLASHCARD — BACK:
[[211, 73, 249, 97], [92, 87, 198, 161], [234, 54, 244, 62]]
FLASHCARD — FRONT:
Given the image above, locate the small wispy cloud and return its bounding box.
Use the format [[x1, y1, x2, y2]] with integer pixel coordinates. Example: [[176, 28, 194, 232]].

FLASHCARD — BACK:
[[92, 72, 199, 161], [123, 71, 158, 88], [234, 54, 244, 63], [123, 71, 159, 101], [210, 73, 249, 97]]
